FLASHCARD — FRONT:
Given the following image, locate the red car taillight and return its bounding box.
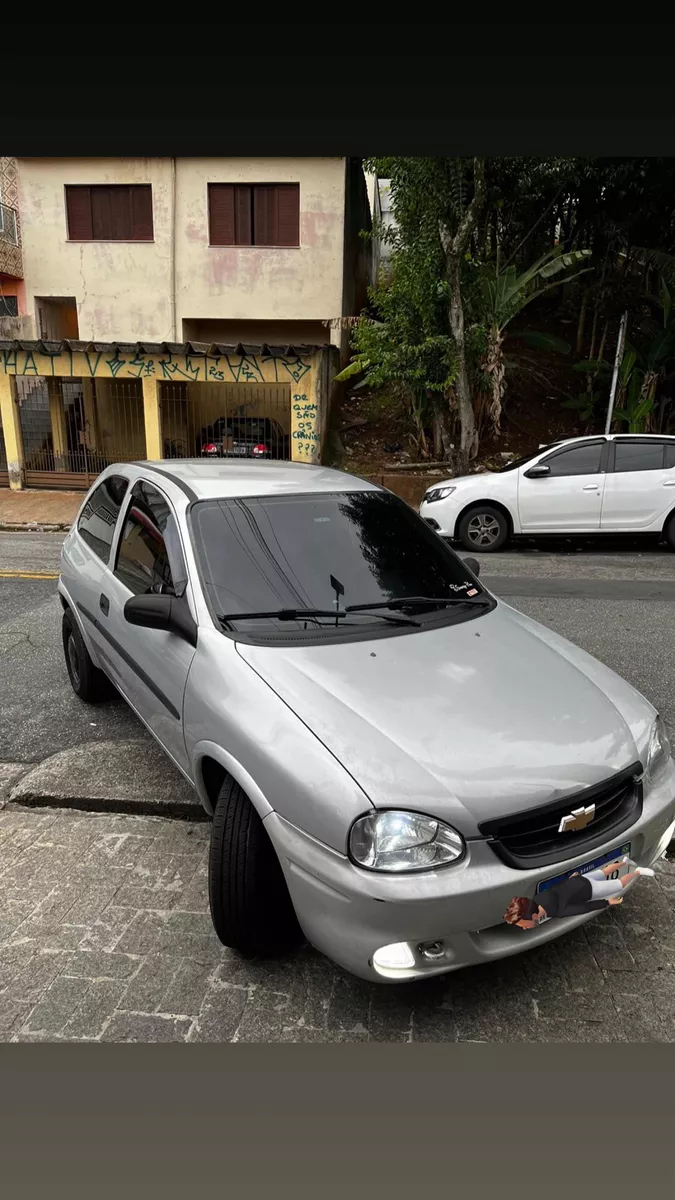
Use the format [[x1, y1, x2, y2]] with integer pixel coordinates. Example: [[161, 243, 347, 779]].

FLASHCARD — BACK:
[[202, 443, 218, 455], [252, 443, 268, 457]]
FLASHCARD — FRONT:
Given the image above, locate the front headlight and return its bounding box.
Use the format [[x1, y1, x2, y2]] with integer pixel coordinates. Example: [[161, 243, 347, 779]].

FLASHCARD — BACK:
[[424, 486, 456, 504], [349, 810, 465, 872], [647, 715, 672, 782]]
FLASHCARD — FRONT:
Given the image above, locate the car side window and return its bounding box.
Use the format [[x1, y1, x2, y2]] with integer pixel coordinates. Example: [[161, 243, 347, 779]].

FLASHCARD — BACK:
[[115, 481, 187, 597], [542, 442, 604, 477], [613, 441, 665, 473], [77, 475, 129, 564], [664, 443, 675, 470]]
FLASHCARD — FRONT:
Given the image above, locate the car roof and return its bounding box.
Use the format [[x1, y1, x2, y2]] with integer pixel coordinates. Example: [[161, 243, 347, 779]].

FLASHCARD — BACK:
[[539, 433, 675, 449], [127, 460, 380, 500]]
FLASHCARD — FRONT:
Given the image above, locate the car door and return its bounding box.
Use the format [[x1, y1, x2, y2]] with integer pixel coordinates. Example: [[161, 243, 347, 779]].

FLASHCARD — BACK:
[[517, 439, 608, 532], [600, 438, 675, 530], [98, 478, 196, 775]]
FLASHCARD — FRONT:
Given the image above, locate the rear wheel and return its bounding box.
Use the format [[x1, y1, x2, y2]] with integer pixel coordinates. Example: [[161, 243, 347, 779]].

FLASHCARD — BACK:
[[208, 776, 303, 957], [62, 610, 108, 703], [457, 505, 509, 552], [665, 512, 675, 551]]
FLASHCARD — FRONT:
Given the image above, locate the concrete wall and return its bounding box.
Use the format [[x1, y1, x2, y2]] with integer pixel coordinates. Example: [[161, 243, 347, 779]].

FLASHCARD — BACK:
[[16, 157, 350, 347]]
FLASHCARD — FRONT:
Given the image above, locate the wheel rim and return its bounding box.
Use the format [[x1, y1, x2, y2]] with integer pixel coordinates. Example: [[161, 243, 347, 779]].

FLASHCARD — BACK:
[[467, 513, 501, 547], [67, 634, 81, 688]]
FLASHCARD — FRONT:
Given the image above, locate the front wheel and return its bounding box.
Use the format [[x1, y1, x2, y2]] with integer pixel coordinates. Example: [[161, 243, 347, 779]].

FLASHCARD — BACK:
[[208, 777, 303, 957], [457, 505, 509, 552]]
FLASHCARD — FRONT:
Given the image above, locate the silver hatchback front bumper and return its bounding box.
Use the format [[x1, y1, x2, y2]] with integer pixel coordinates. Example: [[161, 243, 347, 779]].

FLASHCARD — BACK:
[[264, 761, 675, 982]]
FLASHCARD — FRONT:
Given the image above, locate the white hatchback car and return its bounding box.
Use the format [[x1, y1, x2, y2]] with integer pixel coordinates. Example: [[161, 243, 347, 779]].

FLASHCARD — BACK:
[[419, 434, 675, 552]]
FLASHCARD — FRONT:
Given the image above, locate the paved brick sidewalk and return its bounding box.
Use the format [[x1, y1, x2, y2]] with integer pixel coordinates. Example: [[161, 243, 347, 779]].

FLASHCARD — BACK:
[[0, 489, 81, 530], [2, 805, 675, 1043]]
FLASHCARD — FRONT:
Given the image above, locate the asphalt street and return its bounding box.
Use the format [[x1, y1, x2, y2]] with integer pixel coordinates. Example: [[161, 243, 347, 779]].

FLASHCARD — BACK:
[[3, 530, 675, 1042]]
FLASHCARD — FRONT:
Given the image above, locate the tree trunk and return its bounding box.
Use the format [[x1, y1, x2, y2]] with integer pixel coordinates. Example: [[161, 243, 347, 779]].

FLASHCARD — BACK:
[[448, 254, 478, 462], [440, 157, 486, 467], [485, 325, 505, 434]]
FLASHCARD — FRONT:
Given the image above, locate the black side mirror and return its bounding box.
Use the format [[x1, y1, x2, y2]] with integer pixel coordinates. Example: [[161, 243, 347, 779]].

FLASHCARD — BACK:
[[524, 463, 551, 479], [124, 593, 198, 648], [463, 556, 480, 577]]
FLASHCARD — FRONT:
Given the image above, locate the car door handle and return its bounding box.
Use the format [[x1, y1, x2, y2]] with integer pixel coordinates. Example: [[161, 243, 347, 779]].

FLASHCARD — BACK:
[[582, 484, 599, 491], [99, 594, 110, 617], [663, 480, 675, 487]]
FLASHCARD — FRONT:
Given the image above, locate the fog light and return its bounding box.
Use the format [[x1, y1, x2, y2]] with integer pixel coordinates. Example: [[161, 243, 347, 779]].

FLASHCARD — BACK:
[[372, 942, 416, 972], [419, 940, 445, 961]]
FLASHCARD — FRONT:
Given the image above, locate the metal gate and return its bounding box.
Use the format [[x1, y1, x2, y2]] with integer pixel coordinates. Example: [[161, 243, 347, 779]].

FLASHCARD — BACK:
[[161, 381, 292, 462], [18, 377, 146, 489]]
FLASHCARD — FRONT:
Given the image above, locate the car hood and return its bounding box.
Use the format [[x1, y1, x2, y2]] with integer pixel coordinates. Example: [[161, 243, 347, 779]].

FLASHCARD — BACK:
[[236, 604, 652, 836], [423, 471, 494, 495]]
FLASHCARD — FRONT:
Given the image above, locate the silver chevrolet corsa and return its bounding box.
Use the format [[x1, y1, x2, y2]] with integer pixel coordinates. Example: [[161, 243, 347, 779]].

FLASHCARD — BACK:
[[59, 460, 675, 982]]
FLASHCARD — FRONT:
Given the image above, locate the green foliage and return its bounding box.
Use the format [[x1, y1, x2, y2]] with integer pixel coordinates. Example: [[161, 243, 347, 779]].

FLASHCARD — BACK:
[[342, 157, 675, 456], [479, 248, 592, 333]]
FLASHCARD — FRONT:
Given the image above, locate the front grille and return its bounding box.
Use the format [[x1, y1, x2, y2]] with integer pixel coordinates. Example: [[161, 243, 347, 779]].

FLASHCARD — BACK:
[[478, 762, 643, 869]]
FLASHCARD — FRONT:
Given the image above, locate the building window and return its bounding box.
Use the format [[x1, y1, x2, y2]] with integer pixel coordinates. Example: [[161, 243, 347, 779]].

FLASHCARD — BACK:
[[65, 185, 154, 242], [0, 295, 18, 317], [208, 183, 300, 247]]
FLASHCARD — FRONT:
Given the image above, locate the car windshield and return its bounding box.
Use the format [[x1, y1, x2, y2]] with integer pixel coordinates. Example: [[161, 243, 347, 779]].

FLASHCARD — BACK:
[[189, 490, 491, 641], [496, 442, 562, 472]]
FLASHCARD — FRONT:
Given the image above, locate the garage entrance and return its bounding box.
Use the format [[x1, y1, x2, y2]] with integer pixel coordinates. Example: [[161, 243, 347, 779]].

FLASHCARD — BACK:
[[160, 381, 292, 461]]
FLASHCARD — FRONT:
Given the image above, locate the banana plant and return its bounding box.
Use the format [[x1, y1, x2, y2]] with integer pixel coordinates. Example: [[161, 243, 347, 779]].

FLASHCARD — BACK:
[[572, 281, 675, 433], [479, 247, 592, 433]]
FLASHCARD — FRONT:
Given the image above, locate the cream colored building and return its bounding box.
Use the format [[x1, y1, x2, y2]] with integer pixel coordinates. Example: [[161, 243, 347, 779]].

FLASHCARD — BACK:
[[0, 156, 371, 488]]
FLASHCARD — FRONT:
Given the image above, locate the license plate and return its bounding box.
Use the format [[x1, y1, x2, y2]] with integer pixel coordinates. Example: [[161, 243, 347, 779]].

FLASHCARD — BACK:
[[537, 842, 631, 894]]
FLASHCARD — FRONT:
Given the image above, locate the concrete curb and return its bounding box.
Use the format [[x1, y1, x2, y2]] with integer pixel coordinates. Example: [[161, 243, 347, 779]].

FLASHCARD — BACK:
[[7, 793, 208, 820], [7, 740, 206, 822], [0, 522, 72, 532]]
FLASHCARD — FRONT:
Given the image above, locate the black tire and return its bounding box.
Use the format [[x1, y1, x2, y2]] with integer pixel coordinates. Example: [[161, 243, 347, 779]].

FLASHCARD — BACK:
[[665, 512, 675, 551], [208, 776, 303, 957], [62, 609, 108, 703], [457, 505, 509, 553]]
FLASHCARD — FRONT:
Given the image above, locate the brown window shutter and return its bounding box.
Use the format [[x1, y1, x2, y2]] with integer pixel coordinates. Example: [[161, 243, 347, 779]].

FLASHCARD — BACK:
[[276, 184, 300, 246], [253, 185, 275, 245], [111, 187, 132, 240], [253, 184, 299, 245], [208, 184, 236, 245], [131, 186, 153, 240], [66, 186, 93, 240], [91, 187, 113, 239], [234, 185, 252, 245]]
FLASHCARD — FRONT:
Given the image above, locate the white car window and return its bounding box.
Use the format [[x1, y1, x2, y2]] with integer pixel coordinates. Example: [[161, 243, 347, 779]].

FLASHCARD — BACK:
[[542, 442, 604, 477], [614, 441, 665, 473]]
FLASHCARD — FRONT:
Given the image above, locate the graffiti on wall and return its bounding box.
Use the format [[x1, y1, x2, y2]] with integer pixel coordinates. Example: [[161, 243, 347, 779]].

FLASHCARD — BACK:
[[291, 393, 320, 462], [1, 346, 314, 387]]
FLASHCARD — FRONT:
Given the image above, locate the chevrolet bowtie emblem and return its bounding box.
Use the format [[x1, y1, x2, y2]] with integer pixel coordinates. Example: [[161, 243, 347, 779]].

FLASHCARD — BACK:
[[558, 804, 596, 834]]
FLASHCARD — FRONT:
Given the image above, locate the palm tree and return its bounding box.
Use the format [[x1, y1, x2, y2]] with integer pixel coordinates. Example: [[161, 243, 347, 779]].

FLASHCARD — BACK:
[[480, 247, 592, 432]]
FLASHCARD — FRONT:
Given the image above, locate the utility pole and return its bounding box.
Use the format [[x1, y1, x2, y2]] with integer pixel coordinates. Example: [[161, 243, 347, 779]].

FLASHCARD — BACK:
[[605, 311, 628, 435]]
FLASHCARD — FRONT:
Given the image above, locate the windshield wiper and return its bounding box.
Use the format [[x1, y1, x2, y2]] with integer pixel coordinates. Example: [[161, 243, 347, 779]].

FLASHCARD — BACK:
[[217, 607, 420, 628], [346, 594, 490, 613]]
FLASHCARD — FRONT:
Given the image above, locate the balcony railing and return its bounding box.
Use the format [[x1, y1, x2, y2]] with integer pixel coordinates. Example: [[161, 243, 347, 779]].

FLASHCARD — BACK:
[[0, 202, 18, 246]]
